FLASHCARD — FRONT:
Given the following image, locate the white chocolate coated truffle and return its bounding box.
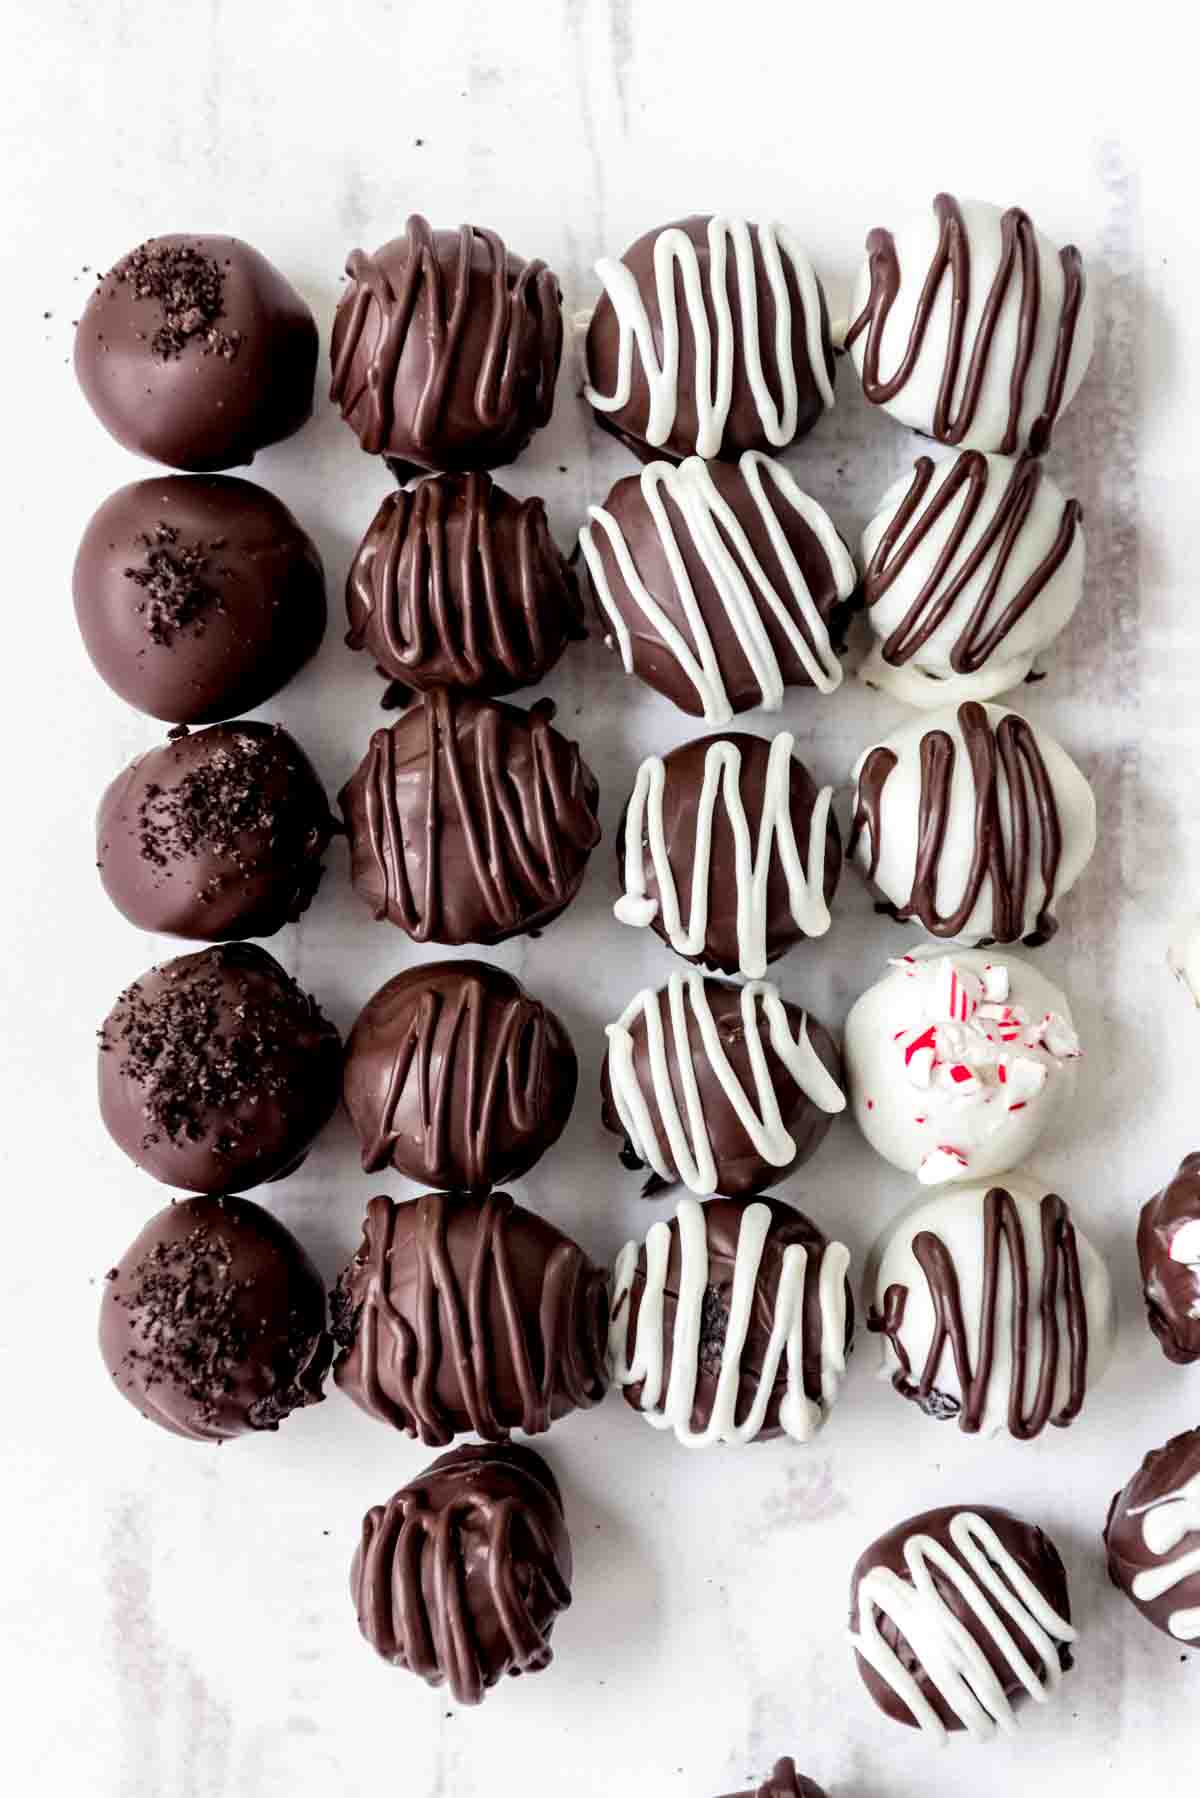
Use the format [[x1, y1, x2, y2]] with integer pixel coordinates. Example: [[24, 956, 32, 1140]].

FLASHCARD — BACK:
[[848, 701, 1096, 947], [868, 1171, 1116, 1440], [845, 196, 1094, 454], [845, 947, 1080, 1186], [858, 452, 1085, 709]]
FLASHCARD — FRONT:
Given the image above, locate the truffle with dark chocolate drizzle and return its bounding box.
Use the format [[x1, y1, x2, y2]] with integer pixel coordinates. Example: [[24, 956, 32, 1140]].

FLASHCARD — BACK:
[[866, 1173, 1115, 1440], [329, 216, 562, 478], [844, 194, 1094, 454], [331, 1192, 609, 1445], [848, 700, 1096, 947], [339, 689, 601, 945], [345, 471, 585, 699]]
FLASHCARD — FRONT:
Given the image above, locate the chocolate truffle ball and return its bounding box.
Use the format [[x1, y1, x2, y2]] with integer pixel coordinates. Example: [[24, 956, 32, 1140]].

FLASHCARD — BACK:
[[602, 971, 844, 1198], [1137, 1153, 1200, 1363], [339, 691, 601, 945], [97, 722, 336, 942], [858, 452, 1085, 709], [849, 700, 1097, 946], [867, 1171, 1115, 1439], [75, 236, 317, 470], [99, 1193, 330, 1441], [614, 729, 841, 978], [98, 943, 341, 1193], [844, 947, 1081, 1188], [845, 195, 1094, 454], [329, 215, 562, 478], [610, 1195, 852, 1447], [73, 475, 326, 724], [849, 1504, 1076, 1743], [578, 453, 855, 724], [352, 1443, 572, 1704], [342, 962, 577, 1191], [346, 471, 585, 702], [331, 1191, 609, 1445], [716, 1761, 826, 1798], [1105, 1429, 1200, 1646], [584, 215, 835, 463]]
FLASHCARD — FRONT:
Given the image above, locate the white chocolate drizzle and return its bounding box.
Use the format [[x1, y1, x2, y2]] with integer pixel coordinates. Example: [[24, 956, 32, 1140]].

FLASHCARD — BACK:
[[579, 453, 853, 724], [584, 216, 833, 457], [849, 1510, 1077, 1745], [608, 1195, 850, 1447], [605, 972, 845, 1196], [1129, 1474, 1200, 1641], [615, 732, 833, 977]]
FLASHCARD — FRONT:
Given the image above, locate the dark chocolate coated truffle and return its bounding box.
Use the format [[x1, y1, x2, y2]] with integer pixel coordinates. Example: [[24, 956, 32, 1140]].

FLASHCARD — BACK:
[[342, 961, 578, 1190], [73, 475, 326, 724], [602, 972, 844, 1198], [339, 690, 601, 945], [577, 453, 856, 724], [97, 722, 336, 942], [615, 729, 841, 978], [74, 235, 317, 470], [331, 1191, 609, 1445], [1105, 1429, 1200, 1645], [351, 1442, 572, 1705], [346, 471, 585, 700], [99, 1193, 330, 1441], [1137, 1152, 1200, 1363], [329, 215, 562, 478], [610, 1195, 853, 1446], [98, 943, 341, 1193], [848, 1504, 1075, 1743], [584, 214, 835, 464], [716, 1760, 826, 1798]]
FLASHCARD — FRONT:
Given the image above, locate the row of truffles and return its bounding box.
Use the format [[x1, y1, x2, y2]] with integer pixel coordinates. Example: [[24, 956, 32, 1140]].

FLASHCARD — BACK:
[[97, 1187, 1198, 1731]]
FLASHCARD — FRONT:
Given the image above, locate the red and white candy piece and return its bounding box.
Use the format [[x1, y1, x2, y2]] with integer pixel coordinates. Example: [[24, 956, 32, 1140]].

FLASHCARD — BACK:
[[917, 1144, 969, 1185]]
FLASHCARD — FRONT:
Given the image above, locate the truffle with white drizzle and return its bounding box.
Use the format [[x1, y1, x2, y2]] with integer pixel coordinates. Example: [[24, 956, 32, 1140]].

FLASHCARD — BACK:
[[1137, 1153, 1200, 1363], [848, 1505, 1077, 1744], [1106, 1429, 1200, 1644], [609, 1195, 852, 1447], [584, 214, 835, 463], [578, 453, 855, 723], [858, 452, 1085, 709], [615, 730, 841, 978], [867, 1171, 1115, 1440], [844, 194, 1094, 454], [844, 947, 1080, 1187], [601, 971, 845, 1198]]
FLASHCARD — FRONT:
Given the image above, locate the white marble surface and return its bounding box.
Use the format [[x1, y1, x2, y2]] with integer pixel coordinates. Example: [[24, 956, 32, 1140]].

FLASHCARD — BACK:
[[2, 5, 1197, 1794]]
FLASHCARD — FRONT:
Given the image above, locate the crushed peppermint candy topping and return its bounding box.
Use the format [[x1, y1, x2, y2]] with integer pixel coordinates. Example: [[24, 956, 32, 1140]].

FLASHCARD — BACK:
[[918, 1145, 970, 1184]]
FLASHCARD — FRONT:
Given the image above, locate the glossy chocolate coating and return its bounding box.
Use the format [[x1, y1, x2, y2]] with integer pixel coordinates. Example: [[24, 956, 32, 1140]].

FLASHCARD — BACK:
[[73, 475, 326, 724], [352, 1443, 572, 1704], [616, 730, 841, 975], [717, 1760, 826, 1798], [98, 943, 341, 1193], [99, 1193, 330, 1441], [339, 691, 601, 945], [850, 1504, 1073, 1733], [97, 722, 336, 942], [329, 216, 562, 477], [331, 1191, 609, 1445], [346, 471, 585, 700], [1138, 1153, 1200, 1363], [585, 215, 833, 464], [75, 235, 317, 470], [342, 961, 578, 1190], [1106, 1429, 1200, 1642], [601, 980, 842, 1198]]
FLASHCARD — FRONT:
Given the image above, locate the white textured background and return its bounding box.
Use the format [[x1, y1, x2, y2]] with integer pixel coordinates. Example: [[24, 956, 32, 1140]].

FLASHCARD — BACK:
[[1, 5, 1194, 1795]]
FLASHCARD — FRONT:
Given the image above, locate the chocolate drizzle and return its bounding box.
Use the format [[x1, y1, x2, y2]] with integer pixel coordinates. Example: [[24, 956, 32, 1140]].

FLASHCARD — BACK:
[[720, 1761, 825, 1798], [844, 194, 1086, 455], [870, 1187, 1088, 1437], [849, 701, 1065, 944], [864, 454, 1083, 673], [332, 1193, 609, 1445]]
